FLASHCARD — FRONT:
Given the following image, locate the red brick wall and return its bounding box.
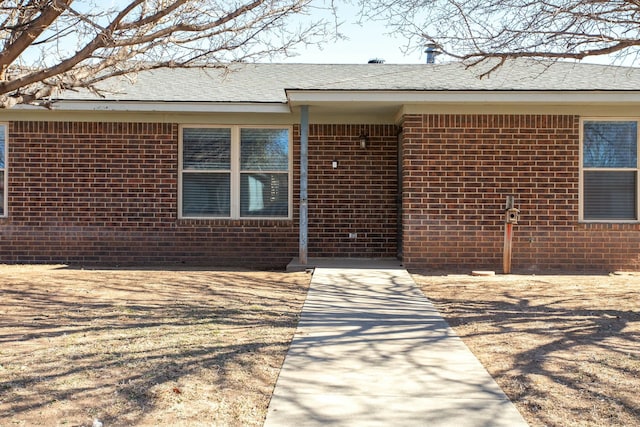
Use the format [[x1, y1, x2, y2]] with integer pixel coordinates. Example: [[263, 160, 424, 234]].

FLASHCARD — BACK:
[[303, 124, 399, 258], [11, 114, 638, 272], [401, 114, 640, 272], [2, 122, 298, 266]]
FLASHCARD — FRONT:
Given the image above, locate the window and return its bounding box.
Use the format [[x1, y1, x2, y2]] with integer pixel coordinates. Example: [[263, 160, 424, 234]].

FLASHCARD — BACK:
[[180, 126, 291, 219], [582, 120, 638, 221], [0, 124, 6, 217]]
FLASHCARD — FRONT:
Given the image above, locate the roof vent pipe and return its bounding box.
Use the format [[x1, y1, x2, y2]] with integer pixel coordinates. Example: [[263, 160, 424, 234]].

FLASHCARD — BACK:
[[425, 44, 441, 64]]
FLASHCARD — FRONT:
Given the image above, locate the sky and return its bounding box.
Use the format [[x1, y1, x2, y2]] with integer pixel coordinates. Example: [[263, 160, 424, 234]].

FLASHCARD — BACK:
[[280, 4, 427, 65], [31, 0, 630, 68], [285, 26, 425, 65], [57, 1, 640, 67], [278, 2, 627, 67]]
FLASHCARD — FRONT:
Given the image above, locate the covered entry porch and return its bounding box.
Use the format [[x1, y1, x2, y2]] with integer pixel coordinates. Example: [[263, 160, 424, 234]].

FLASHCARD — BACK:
[[293, 102, 402, 265]]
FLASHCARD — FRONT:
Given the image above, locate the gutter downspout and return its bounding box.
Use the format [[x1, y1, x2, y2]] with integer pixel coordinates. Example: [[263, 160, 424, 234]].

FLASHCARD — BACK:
[[299, 105, 309, 264]]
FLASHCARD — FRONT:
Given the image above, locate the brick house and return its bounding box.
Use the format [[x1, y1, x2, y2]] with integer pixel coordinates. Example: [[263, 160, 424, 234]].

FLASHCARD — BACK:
[[2, 59, 640, 271]]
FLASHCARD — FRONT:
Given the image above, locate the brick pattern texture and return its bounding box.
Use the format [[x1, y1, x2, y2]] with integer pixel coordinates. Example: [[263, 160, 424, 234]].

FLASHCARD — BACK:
[[3, 122, 297, 266], [401, 114, 640, 272], [5, 115, 640, 271], [302, 124, 398, 258], [1, 121, 399, 266]]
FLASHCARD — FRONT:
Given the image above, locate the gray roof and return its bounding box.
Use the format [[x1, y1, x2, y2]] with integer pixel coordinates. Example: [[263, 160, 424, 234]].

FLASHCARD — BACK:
[[63, 60, 640, 103]]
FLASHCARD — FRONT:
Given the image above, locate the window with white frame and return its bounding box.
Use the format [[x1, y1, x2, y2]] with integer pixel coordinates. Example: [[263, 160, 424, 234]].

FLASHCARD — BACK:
[[582, 120, 638, 221], [0, 124, 6, 217], [180, 126, 291, 219]]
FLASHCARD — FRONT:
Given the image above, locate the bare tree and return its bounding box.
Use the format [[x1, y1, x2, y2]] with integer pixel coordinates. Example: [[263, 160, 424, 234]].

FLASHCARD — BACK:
[[0, 0, 335, 108], [360, 0, 640, 71]]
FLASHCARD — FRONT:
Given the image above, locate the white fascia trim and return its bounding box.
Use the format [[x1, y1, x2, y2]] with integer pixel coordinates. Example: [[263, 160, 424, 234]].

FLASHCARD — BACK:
[[21, 100, 291, 114], [286, 90, 640, 105]]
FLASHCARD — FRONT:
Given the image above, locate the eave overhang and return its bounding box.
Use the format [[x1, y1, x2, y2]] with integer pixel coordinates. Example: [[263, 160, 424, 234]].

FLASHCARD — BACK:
[[11, 89, 640, 123], [16, 100, 291, 114], [285, 89, 640, 105]]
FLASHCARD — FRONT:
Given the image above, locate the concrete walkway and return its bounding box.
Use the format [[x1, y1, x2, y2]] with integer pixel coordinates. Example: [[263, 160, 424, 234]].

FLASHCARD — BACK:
[[264, 259, 528, 426]]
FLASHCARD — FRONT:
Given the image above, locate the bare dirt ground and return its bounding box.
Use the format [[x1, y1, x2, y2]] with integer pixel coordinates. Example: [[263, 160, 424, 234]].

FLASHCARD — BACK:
[[411, 271, 640, 427], [0, 265, 311, 427], [3, 265, 639, 427]]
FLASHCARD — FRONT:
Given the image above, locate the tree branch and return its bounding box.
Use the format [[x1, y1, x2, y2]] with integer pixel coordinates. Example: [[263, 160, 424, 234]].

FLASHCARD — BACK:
[[0, 0, 73, 78], [361, 0, 640, 71], [0, 0, 336, 108]]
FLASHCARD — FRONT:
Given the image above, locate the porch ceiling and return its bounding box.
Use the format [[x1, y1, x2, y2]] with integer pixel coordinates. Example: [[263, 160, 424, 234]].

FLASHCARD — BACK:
[[294, 101, 404, 124]]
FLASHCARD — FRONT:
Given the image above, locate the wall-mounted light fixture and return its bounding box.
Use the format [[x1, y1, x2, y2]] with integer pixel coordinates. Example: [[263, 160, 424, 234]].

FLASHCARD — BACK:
[[359, 132, 369, 149]]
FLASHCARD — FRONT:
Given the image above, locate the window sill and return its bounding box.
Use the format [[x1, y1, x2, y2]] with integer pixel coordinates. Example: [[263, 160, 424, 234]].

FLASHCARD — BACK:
[[179, 216, 292, 221], [177, 217, 294, 226], [578, 221, 640, 230], [580, 220, 640, 224]]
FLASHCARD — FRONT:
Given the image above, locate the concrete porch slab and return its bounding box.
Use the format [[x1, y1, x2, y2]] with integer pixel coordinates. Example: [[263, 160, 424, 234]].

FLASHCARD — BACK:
[[286, 257, 403, 272]]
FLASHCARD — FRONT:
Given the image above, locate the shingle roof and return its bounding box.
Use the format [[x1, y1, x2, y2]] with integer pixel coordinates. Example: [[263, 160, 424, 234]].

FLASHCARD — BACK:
[[63, 60, 640, 103]]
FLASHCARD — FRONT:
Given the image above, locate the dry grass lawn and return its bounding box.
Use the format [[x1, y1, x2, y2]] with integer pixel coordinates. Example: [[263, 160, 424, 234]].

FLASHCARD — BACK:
[[3, 265, 640, 427], [0, 265, 311, 427], [411, 271, 640, 427]]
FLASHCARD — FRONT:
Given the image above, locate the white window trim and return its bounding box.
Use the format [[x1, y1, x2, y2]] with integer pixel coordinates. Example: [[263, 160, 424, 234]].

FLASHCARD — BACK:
[[0, 123, 6, 218], [178, 124, 293, 220], [579, 117, 640, 223]]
